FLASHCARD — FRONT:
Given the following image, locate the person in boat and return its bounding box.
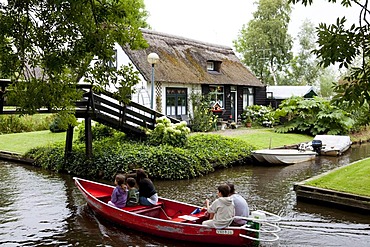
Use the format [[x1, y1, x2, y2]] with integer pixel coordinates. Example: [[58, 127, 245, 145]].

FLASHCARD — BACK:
[[108, 174, 128, 208], [126, 177, 139, 206], [202, 184, 235, 229], [136, 169, 158, 206], [227, 182, 249, 226]]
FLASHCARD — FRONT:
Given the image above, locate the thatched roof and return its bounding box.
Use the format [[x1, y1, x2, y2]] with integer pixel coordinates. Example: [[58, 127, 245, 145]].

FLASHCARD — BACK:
[[122, 29, 263, 87]]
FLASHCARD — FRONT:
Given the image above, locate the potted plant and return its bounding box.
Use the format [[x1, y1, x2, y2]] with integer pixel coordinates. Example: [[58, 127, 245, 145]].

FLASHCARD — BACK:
[[245, 115, 252, 128]]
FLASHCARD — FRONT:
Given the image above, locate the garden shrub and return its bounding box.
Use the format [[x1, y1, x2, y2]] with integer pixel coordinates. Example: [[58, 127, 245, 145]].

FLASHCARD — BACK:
[[148, 116, 190, 147], [25, 133, 254, 180], [242, 105, 275, 127], [274, 96, 354, 135], [76, 121, 117, 143], [0, 114, 53, 134], [190, 93, 218, 132]]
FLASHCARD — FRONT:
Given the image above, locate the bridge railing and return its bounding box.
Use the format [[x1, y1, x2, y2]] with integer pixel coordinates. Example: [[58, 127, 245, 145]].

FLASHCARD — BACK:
[[75, 84, 180, 132]]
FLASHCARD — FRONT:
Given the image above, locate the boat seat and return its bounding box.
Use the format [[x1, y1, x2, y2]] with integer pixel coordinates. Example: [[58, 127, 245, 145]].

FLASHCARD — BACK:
[[124, 202, 163, 213], [89, 189, 111, 199]]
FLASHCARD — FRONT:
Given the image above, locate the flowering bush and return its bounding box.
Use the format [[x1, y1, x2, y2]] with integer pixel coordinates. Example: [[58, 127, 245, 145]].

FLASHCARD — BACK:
[[242, 105, 275, 127], [148, 116, 190, 147]]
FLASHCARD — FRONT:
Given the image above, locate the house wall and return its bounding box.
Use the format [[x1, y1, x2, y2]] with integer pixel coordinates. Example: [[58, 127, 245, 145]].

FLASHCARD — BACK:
[[116, 44, 151, 107], [255, 86, 267, 106]]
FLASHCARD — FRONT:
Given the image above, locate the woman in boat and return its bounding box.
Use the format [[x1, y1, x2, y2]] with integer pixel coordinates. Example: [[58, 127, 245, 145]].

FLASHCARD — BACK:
[[227, 182, 249, 226], [202, 184, 235, 229], [136, 169, 158, 206], [108, 174, 128, 208]]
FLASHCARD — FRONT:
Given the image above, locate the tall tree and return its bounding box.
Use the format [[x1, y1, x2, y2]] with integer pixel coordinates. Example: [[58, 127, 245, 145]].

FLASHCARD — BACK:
[[234, 0, 293, 85], [289, 0, 370, 108], [319, 67, 337, 97], [0, 0, 148, 114], [287, 19, 321, 86]]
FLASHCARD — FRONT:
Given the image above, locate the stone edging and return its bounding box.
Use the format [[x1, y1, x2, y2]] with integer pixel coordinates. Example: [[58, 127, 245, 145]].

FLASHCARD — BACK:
[[293, 158, 370, 212]]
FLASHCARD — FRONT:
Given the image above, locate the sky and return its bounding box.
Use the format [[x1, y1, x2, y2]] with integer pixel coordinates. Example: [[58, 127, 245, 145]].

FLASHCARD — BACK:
[[144, 0, 361, 53]]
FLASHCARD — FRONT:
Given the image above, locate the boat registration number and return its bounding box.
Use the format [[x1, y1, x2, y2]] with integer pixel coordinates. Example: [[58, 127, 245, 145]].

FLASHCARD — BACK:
[[216, 230, 234, 235]]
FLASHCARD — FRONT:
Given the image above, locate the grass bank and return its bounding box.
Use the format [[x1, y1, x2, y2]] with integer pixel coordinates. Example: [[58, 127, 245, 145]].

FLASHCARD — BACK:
[[211, 128, 313, 149], [0, 130, 72, 154], [304, 158, 370, 197]]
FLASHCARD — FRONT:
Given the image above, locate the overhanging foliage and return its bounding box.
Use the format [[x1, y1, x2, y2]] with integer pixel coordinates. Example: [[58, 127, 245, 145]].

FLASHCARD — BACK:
[[0, 0, 148, 115]]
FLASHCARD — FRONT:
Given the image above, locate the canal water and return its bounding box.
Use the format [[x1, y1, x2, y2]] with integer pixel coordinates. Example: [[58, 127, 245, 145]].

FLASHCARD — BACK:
[[1, 144, 370, 246]]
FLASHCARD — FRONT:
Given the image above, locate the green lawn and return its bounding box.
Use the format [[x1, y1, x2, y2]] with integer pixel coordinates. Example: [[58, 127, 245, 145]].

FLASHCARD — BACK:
[[0, 130, 69, 154], [229, 128, 312, 149], [305, 158, 370, 197]]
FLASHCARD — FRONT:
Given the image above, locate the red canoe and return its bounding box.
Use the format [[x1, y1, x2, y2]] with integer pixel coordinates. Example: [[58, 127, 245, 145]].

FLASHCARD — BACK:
[[74, 177, 281, 246]]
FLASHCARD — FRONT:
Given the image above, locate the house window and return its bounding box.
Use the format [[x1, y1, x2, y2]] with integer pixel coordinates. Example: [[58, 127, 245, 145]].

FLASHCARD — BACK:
[[207, 62, 214, 71], [243, 87, 254, 109], [209, 85, 224, 108], [166, 88, 187, 117], [207, 60, 222, 73]]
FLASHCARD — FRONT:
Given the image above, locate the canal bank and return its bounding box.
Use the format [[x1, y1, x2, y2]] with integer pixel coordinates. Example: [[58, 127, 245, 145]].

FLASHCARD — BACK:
[[294, 157, 370, 212], [2, 144, 370, 213]]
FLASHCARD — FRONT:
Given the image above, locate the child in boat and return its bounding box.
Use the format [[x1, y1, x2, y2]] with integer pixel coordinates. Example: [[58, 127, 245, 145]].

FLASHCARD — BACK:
[[108, 174, 128, 208], [126, 177, 139, 206], [202, 184, 235, 229], [227, 182, 249, 226]]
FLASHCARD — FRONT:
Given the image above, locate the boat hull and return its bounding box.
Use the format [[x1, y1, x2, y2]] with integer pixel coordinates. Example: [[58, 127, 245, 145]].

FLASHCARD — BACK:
[[252, 149, 316, 165], [74, 177, 259, 246]]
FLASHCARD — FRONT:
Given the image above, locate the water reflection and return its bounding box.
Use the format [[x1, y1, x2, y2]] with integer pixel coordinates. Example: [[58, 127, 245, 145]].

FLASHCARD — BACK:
[[0, 164, 70, 246], [0, 143, 370, 246]]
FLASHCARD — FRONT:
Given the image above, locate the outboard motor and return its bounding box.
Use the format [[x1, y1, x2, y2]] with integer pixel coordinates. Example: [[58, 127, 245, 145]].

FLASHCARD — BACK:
[[311, 140, 322, 154]]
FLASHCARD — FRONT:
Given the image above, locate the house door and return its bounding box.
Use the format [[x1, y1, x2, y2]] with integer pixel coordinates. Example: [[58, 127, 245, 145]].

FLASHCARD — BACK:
[[165, 88, 188, 118], [230, 91, 236, 121]]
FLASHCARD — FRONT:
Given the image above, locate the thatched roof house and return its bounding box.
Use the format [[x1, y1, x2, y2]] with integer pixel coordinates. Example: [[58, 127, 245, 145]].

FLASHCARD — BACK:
[[124, 29, 262, 87], [121, 29, 266, 122]]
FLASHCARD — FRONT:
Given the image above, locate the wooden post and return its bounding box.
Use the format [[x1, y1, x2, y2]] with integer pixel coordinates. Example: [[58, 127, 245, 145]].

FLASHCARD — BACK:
[[0, 84, 5, 114], [85, 117, 93, 158], [0, 91, 4, 114], [64, 125, 74, 161]]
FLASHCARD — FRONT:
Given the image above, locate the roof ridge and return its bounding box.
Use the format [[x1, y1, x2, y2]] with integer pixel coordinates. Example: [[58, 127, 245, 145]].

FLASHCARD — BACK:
[[140, 28, 232, 51]]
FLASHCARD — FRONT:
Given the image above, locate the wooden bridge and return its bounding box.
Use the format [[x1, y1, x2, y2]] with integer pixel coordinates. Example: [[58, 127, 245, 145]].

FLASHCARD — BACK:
[[0, 79, 180, 158]]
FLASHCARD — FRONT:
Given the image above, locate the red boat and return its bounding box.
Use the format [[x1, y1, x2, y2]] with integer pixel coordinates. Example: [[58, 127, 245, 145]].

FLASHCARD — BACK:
[[74, 177, 281, 246]]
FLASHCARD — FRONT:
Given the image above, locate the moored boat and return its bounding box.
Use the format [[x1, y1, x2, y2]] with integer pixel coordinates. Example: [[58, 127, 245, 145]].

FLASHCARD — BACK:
[[252, 149, 317, 165], [302, 135, 352, 156], [74, 177, 281, 246]]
